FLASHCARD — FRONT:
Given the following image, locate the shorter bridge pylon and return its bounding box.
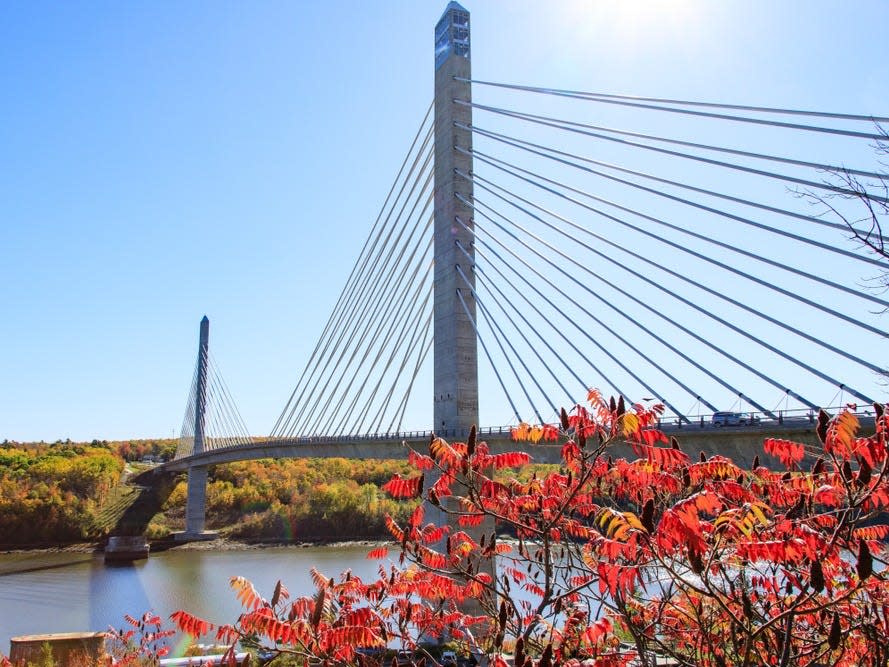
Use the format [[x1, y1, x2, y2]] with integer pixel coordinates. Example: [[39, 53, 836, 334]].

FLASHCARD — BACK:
[[174, 315, 252, 541]]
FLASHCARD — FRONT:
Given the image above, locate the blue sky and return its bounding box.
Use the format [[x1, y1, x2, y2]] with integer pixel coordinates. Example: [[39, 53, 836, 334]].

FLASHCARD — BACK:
[[2, 1, 887, 441]]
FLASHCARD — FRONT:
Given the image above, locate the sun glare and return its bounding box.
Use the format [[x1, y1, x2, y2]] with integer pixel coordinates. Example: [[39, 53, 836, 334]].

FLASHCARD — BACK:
[[555, 0, 703, 55]]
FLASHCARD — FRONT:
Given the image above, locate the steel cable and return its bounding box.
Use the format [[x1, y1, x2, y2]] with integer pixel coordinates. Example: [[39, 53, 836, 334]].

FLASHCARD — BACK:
[[461, 123, 889, 270], [280, 169, 433, 437], [277, 158, 432, 436], [464, 169, 889, 366], [387, 332, 434, 435], [297, 211, 433, 436], [457, 287, 523, 423], [330, 263, 432, 436], [457, 78, 889, 139], [458, 201, 692, 421], [457, 263, 550, 424], [459, 99, 887, 181], [368, 301, 433, 434], [468, 190, 871, 405], [458, 100, 888, 203], [463, 148, 889, 311], [457, 239, 588, 408], [455, 213, 635, 407], [272, 113, 433, 436], [459, 200, 807, 413]]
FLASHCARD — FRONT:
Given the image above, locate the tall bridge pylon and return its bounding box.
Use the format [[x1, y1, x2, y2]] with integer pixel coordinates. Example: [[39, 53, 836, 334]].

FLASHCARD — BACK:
[[433, 1, 477, 440], [429, 1, 496, 593]]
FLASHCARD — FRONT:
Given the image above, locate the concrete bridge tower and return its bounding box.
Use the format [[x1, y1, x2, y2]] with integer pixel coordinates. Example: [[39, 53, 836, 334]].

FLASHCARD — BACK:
[[426, 2, 479, 536], [176, 316, 216, 541], [433, 1, 477, 448], [429, 2, 496, 599]]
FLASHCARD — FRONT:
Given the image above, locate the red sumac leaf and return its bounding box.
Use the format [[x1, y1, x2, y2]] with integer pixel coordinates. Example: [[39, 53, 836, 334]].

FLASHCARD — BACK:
[[764, 438, 805, 468], [581, 617, 612, 646], [491, 452, 532, 469], [457, 513, 485, 527], [384, 515, 404, 541], [170, 610, 213, 637], [366, 546, 389, 560], [381, 473, 424, 499], [408, 449, 435, 470]]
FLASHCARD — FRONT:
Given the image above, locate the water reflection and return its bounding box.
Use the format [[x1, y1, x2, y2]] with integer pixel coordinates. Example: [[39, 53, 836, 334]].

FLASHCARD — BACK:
[[89, 558, 153, 632], [0, 545, 379, 649]]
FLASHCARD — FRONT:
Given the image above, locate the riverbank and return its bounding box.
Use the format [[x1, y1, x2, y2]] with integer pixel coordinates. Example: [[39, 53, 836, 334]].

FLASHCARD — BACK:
[[0, 538, 390, 579], [151, 537, 390, 552], [0, 536, 389, 557]]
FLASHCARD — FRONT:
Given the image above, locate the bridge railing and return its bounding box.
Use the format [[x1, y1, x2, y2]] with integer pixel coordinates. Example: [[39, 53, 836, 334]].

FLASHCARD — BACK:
[[657, 404, 876, 431], [174, 405, 875, 461], [269, 425, 516, 446]]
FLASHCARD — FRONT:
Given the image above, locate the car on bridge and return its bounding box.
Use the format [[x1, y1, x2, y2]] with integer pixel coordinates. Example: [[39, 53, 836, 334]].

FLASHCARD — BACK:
[[711, 411, 760, 427]]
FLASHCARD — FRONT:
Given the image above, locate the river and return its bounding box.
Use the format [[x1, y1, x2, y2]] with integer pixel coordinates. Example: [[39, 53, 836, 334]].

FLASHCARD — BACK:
[[0, 544, 382, 652]]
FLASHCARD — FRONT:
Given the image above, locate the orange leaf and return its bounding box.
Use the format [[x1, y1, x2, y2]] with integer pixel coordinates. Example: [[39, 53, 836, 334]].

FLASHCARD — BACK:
[[320, 626, 384, 650], [854, 524, 889, 540], [229, 576, 264, 610]]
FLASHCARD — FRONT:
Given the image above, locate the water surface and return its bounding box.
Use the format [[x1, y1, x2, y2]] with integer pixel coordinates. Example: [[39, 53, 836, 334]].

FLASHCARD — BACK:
[[0, 545, 379, 651]]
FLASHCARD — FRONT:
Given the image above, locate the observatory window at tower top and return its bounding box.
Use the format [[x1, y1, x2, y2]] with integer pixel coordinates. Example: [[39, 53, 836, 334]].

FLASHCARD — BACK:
[[435, 3, 470, 69]]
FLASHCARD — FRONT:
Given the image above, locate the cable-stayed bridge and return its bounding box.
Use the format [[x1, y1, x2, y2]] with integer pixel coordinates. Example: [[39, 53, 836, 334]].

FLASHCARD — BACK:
[[165, 2, 887, 537]]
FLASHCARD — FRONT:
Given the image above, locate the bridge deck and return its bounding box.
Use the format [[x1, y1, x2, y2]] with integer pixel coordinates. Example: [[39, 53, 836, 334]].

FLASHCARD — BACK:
[[164, 414, 869, 472]]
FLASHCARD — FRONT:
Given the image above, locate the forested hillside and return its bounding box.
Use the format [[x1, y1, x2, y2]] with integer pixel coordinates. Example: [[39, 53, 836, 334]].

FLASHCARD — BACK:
[[151, 458, 421, 540], [0, 439, 423, 545], [0, 441, 124, 543]]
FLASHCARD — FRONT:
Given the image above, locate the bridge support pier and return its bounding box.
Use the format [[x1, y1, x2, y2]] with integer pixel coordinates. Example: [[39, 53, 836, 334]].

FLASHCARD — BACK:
[[175, 316, 218, 542], [181, 465, 213, 537]]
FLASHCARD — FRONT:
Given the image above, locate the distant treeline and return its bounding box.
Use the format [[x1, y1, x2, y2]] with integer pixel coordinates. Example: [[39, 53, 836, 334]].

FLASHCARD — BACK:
[[0, 439, 419, 545], [0, 441, 124, 543], [1, 437, 179, 462]]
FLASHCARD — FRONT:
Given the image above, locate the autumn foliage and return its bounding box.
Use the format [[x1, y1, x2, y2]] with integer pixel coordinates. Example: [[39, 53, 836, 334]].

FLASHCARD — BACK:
[[106, 612, 175, 666], [191, 457, 420, 540], [166, 391, 888, 667], [0, 442, 123, 544]]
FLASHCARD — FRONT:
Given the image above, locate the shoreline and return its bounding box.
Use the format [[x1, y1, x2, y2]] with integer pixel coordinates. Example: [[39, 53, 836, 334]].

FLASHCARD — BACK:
[[0, 538, 390, 577], [152, 537, 390, 552], [0, 536, 389, 557]]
